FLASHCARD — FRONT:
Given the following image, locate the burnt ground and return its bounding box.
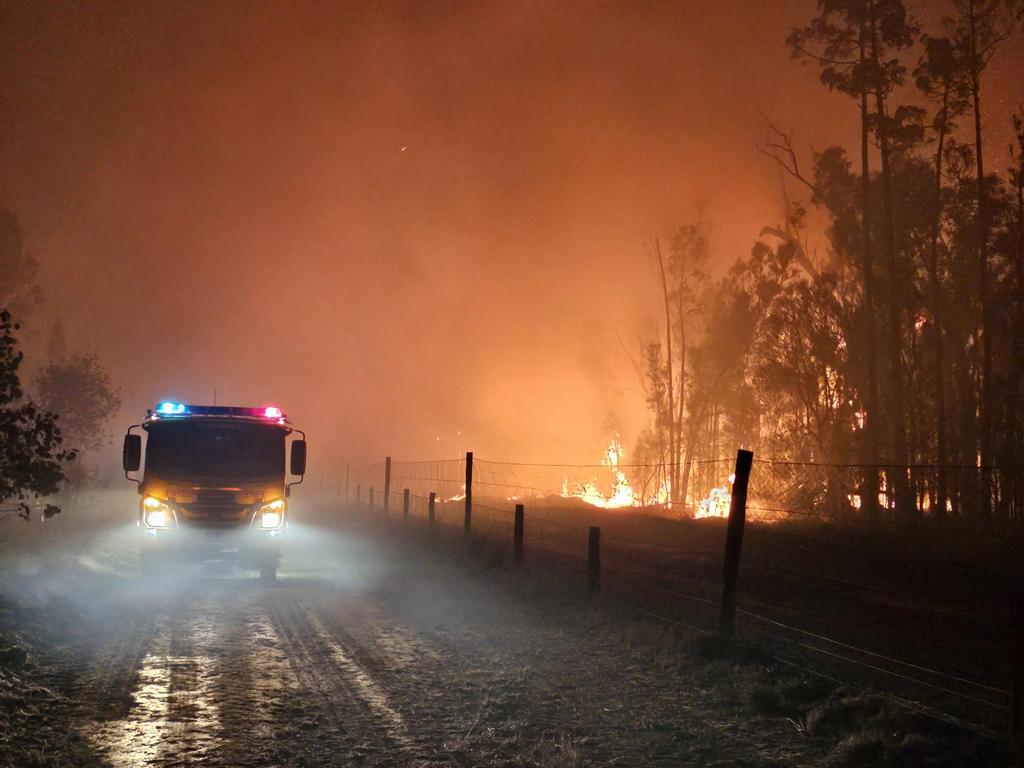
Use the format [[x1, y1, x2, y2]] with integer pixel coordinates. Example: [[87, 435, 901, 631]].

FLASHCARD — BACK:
[[0, 492, 1007, 767]]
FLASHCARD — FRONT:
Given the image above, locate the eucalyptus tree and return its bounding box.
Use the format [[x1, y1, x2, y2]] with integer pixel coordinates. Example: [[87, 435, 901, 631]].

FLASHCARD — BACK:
[[788, 0, 885, 518], [948, 0, 1019, 519], [915, 34, 971, 517]]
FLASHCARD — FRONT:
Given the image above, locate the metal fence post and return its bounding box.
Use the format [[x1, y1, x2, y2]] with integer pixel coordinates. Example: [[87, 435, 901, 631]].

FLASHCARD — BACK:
[[428, 492, 436, 527], [368, 486, 374, 510], [464, 451, 473, 538], [356, 484, 361, 505], [719, 448, 754, 639], [383, 456, 392, 513], [402, 488, 410, 522]]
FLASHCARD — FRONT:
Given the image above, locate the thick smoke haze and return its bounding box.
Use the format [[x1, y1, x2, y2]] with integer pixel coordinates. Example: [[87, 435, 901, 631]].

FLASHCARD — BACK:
[[1, 1, 1021, 471]]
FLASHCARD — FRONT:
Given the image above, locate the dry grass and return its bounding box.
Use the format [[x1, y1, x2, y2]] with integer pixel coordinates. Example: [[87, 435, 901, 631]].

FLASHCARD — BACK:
[[526, 733, 586, 768], [307, 505, 1017, 766], [828, 730, 887, 767], [0, 625, 102, 767]]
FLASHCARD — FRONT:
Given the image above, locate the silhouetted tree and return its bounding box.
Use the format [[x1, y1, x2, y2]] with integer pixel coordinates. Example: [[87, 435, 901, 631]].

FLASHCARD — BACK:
[[0, 309, 74, 520], [1008, 113, 1024, 513], [666, 217, 711, 509], [35, 352, 121, 454], [915, 32, 971, 517], [953, 0, 1018, 519], [787, 0, 888, 519], [863, 0, 919, 517], [637, 215, 712, 514], [629, 1, 1023, 526]]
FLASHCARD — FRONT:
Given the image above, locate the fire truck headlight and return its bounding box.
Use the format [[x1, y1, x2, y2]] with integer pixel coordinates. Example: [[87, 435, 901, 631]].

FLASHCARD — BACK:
[[259, 499, 285, 529], [143, 496, 171, 528]]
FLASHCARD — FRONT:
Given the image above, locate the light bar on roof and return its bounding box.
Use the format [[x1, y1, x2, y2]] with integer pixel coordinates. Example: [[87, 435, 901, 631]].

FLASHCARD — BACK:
[[151, 402, 287, 420]]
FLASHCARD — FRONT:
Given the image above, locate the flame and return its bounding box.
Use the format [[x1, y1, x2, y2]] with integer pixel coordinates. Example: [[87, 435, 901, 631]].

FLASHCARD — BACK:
[[557, 438, 682, 509], [561, 439, 640, 509], [694, 473, 735, 519], [443, 483, 466, 503]]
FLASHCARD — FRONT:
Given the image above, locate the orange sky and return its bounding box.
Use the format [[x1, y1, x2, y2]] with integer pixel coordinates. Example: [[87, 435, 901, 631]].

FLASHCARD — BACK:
[[1, 1, 1021, 474]]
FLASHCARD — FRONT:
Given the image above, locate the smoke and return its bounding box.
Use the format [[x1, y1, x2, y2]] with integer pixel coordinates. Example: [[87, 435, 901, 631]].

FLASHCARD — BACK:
[[2, 1, 1021, 476]]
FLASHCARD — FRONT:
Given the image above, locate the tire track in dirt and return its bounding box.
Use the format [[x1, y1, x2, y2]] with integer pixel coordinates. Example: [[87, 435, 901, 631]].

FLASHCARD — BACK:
[[154, 594, 223, 764], [86, 610, 174, 766], [306, 591, 532, 766], [80, 581, 292, 767], [264, 587, 447, 766], [216, 592, 292, 763], [78, 603, 158, 722], [307, 593, 491, 757]]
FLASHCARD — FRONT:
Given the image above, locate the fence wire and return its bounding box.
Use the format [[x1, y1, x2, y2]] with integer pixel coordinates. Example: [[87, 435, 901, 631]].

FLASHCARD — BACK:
[[342, 450, 1022, 740]]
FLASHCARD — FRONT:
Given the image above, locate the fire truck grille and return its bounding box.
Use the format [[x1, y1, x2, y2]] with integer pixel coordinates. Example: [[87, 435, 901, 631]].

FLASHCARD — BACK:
[[180, 491, 250, 526]]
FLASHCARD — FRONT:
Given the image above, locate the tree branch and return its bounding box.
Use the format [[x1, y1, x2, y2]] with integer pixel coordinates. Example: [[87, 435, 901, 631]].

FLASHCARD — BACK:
[[754, 114, 843, 220], [759, 225, 821, 281]]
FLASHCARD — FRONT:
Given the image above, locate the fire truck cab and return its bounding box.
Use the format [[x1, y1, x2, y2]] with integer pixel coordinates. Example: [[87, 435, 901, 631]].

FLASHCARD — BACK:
[[122, 401, 307, 582]]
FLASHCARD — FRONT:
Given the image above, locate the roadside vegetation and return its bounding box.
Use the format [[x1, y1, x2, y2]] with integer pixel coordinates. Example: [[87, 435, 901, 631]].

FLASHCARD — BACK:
[[629, 0, 1024, 529], [392, 501, 1009, 766]]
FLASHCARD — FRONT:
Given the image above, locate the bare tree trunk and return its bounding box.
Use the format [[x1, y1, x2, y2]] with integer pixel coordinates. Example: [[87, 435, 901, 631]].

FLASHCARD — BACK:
[[676, 310, 687, 514], [870, 15, 912, 519], [654, 239, 678, 511], [954, 342, 978, 518], [859, 20, 882, 523], [968, 0, 993, 523], [928, 85, 950, 519], [1007, 147, 1024, 520], [1015, 162, 1024, 520], [680, 416, 699, 514]]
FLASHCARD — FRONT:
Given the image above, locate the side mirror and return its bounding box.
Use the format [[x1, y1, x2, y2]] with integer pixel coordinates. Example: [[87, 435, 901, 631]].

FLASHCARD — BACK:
[[290, 439, 307, 477], [123, 434, 142, 473]]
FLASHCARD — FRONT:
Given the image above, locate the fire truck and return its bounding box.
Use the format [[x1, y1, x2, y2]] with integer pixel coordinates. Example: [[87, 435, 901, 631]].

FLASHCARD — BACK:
[[122, 401, 307, 582]]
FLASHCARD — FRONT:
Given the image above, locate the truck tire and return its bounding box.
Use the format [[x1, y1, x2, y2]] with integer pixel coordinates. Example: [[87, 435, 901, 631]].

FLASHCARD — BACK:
[[259, 564, 277, 583]]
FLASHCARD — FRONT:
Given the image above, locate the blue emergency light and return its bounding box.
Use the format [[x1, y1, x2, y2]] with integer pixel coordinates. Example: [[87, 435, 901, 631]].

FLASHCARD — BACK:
[[156, 401, 187, 415]]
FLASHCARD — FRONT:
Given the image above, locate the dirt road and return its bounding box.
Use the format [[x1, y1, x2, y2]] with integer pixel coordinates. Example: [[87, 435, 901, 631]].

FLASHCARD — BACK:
[[2, 503, 829, 767]]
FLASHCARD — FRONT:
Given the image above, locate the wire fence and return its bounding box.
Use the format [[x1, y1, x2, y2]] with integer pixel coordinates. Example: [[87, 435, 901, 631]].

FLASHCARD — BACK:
[[341, 449, 1023, 743], [350, 453, 1024, 534]]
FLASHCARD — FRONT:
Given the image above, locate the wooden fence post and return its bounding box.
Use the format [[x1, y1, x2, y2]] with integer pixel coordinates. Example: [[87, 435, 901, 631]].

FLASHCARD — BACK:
[[345, 462, 350, 502], [403, 488, 410, 522], [356, 484, 361, 505], [383, 456, 392, 513], [588, 526, 601, 595], [1012, 595, 1024, 756], [428, 492, 436, 527], [368, 487, 374, 510], [464, 451, 473, 538], [719, 448, 754, 639], [516, 505, 524, 565]]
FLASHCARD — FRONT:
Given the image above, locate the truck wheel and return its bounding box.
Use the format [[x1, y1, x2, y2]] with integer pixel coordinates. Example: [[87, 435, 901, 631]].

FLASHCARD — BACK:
[[259, 564, 277, 583]]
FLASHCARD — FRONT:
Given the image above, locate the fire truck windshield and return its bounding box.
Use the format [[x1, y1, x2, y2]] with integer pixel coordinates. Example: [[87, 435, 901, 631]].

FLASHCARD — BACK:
[[144, 420, 285, 481]]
